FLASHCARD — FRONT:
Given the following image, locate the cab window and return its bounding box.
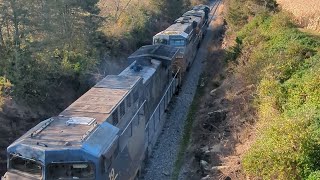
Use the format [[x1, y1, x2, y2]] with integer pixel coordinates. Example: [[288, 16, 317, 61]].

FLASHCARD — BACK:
[[169, 39, 185, 46], [10, 154, 42, 176], [47, 162, 95, 180], [153, 38, 168, 45]]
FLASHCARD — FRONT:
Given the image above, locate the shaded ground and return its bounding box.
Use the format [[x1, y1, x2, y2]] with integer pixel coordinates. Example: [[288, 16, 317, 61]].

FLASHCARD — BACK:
[[178, 3, 257, 180]]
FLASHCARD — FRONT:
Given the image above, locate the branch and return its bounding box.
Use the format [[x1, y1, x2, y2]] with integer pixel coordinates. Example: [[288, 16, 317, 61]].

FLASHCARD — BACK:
[[115, 0, 133, 22]]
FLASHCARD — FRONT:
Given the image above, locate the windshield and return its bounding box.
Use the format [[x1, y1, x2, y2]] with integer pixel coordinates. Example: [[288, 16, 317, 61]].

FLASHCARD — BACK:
[[153, 38, 168, 45], [10, 154, 42, 176], [47, 162, 95, 180], [169, 39, 185, 47]]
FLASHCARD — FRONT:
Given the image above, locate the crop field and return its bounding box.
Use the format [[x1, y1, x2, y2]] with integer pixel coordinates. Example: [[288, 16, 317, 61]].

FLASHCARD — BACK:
[[277, 0, 320, 32]]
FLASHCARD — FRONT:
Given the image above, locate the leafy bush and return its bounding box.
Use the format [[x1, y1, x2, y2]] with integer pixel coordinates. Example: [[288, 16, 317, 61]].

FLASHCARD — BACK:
[[308, 171, 320, 180], [225, 0, 277, 31], [231, 12, 320, 179], [0, 77, 12, 107]]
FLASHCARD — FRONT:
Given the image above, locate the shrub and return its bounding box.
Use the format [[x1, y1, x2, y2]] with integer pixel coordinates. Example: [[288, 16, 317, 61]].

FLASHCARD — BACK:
[[227, 10, 320, 179], [0, 77, 12, 107]]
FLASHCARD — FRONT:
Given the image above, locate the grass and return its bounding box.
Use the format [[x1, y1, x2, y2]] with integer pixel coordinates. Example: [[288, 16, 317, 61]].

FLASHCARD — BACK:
[[171, 73, 206, 180], [226, 11, 320, 179]]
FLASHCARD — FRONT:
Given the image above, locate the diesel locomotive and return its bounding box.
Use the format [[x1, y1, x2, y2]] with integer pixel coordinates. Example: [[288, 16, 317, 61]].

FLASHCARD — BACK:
[[2, 4, 211, 180]]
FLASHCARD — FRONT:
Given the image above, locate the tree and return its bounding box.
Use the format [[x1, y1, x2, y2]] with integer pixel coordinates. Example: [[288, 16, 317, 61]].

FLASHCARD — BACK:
[[0, 0, 102, 104], [151, 0, 189, 22]]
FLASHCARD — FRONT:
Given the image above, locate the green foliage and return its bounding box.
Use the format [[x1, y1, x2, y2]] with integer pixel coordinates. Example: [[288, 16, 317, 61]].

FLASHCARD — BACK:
[[225, 0, 249, 30], [0, 77, 12, 107], [0, 0, 205, 105], [0, 0, 101, 104], [307, 171, 320, 180], [151, 0, 190, 22], [229, 11, 320, 179], [225, 0, 278, 31], [225, 37, 243, 62]]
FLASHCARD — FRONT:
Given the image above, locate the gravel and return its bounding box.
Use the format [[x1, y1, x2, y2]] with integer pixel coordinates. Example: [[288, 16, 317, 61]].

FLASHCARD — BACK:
[[141, 7, 217, 179]]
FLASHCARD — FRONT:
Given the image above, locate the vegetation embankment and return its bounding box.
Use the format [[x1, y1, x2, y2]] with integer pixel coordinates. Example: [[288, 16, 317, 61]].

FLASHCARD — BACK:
[[225, 0, 320, 179]]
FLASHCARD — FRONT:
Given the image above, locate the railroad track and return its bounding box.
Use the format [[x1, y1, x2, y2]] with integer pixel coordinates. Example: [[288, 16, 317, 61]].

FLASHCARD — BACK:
[[209, 0, 222, 23], [142, 1, 222, 180]]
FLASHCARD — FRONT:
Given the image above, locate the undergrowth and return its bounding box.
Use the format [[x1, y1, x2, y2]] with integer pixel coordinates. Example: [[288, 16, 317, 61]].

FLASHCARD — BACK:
[[226, 11, 320, 179], [0, 77, 11, 108]]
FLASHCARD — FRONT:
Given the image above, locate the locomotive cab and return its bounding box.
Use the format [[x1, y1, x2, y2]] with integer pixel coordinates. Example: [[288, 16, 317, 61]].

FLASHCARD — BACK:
[[3, 116, 127, 180], [153, 34, 186, 48], [4, 147, 101, 180], [4, 154, 43, 180]]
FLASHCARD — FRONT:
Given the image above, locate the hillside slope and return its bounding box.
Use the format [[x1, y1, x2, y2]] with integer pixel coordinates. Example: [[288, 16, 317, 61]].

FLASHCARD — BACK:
[[177, 0, 320, 179]]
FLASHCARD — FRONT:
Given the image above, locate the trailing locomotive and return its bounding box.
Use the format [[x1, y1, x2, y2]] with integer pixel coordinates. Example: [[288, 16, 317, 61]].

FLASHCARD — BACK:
[[153, 4, 210, 74], [2, 4, 211, 180]]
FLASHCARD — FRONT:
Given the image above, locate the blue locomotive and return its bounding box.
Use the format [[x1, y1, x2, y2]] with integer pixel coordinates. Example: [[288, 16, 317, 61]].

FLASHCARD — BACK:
[[2, 4, 210, 180]]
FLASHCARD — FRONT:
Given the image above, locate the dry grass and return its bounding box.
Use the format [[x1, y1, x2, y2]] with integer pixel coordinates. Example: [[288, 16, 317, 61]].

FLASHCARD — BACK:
[[277, 0, 320, 32], [190, 0, 209, 6], [98, 0, 151, 37]]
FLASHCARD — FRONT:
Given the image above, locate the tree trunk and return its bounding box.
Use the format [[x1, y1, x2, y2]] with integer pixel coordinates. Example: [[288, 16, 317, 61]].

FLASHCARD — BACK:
[[0, 24, 5, 47], [10, 0, 20, 48]]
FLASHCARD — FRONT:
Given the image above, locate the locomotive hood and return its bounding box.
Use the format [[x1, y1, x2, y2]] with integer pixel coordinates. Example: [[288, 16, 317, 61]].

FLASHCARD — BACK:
[[7, 118, 120, 164]]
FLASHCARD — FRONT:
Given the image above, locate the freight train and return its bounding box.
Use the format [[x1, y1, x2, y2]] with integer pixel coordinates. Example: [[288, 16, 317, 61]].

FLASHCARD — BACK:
[[2, 4, 211, 180]]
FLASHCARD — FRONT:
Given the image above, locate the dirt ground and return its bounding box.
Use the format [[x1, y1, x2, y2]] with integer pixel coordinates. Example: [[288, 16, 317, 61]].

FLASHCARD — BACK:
[[180, 3, 257, 180]]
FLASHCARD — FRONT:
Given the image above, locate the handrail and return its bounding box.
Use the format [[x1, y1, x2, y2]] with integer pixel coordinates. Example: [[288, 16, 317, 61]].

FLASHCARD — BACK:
[[145, 68, 180, 130], [30, 118, 54, 138], [121, 100, 146, 136]]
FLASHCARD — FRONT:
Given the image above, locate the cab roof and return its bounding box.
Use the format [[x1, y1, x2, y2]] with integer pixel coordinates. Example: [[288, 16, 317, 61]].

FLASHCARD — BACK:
[[154, 15, 202, 38]]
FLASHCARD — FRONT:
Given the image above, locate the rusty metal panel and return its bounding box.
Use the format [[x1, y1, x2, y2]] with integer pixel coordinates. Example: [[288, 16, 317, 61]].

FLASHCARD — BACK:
[[19, 116, 96, 147], [63, 88, 128, 114]]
